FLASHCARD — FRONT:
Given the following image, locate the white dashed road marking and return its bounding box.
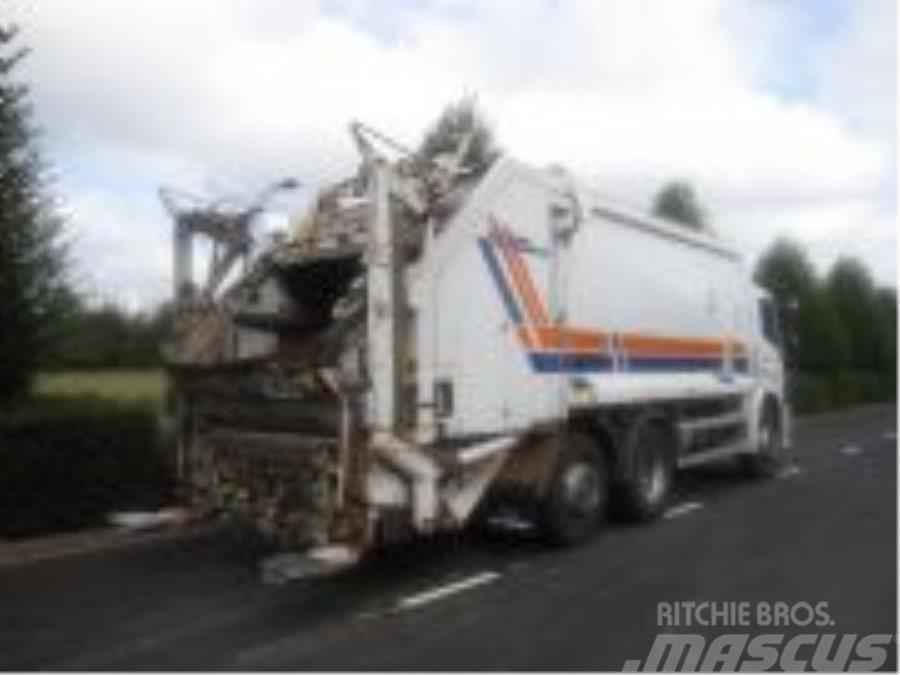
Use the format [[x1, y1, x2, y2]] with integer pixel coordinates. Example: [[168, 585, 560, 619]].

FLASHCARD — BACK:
[[663, 501, 704, 520], [396, 571, 501, 611], [840, 445, 863, 457], [883, 431, 896, 441]]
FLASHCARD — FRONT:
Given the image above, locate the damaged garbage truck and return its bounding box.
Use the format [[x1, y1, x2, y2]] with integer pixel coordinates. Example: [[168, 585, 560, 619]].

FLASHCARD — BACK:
[[164, 123, 790, 572]]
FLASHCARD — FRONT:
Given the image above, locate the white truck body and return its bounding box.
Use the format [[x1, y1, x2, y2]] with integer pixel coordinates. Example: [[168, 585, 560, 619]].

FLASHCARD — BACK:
[[166, 126, 789, 572], [414, 158, 773, 438]]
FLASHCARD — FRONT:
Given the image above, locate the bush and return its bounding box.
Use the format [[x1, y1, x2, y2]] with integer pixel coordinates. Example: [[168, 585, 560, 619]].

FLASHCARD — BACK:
[[830, 371, 865, 408], [790, 369, 895, 415], [0, 396, 175, 538], [790, 373, 833, 414], [877, 372, 897, 401]]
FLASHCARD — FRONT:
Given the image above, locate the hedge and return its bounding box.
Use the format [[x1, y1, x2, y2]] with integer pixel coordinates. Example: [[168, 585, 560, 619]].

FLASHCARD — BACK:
[[0, 397, 175, 539], [790, 370, 896, 415]]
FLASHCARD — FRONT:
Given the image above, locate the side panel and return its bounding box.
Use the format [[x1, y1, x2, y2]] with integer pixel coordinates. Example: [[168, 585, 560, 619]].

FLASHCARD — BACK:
[[413, 161, 564, 436], [565, 207, 757, 403], [415, 158, 761, 439]]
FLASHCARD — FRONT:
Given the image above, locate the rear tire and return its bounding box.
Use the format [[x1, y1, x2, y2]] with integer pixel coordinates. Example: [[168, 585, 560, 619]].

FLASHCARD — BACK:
[[540, 433, 608, 546], [612, 417, 675, 521]]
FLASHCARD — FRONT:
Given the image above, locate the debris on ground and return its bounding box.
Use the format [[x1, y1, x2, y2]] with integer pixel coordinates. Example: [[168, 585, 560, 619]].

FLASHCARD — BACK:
[[108, 506, 194, 531], [260, 545, 359, 585]]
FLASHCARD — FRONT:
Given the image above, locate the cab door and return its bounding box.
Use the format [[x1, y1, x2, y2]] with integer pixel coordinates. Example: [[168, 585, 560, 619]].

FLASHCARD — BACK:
[[756, 294, 785, 391]]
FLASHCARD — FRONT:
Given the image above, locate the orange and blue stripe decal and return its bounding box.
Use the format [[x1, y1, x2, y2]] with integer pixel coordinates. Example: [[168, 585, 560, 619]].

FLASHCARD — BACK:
[[491, 218, 551, 328], [477, 216, 749, 374], [477, 235, 524, 326]]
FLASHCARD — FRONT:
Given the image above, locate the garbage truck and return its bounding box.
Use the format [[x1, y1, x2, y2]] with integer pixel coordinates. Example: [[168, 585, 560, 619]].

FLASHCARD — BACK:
[[163, 123, 790, 574]]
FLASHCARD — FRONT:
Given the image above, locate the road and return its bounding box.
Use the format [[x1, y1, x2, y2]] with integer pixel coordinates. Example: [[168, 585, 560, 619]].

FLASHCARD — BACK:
[[1, 405, 895, 670]]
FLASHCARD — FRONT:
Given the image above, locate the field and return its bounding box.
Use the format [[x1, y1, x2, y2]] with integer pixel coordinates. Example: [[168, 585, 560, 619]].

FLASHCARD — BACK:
[[34, 370, 166, 405]]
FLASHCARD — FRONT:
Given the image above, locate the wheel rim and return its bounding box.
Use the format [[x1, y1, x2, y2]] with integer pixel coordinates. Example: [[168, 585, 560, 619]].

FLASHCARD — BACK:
[[760, 424, 771, 450], [561, 461, 601, 517], [636, 440, 668, 505], [760, 412, 782, 460]]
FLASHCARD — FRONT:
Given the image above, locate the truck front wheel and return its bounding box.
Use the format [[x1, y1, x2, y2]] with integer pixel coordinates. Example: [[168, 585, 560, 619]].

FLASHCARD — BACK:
[[741, 401, 785, 478], [540, 433, 608, 546], [612, 416, 675, 521]]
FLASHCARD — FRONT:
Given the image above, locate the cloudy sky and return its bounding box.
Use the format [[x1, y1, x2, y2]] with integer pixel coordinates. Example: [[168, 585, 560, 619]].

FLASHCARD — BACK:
[[7, 0, 897, 309]]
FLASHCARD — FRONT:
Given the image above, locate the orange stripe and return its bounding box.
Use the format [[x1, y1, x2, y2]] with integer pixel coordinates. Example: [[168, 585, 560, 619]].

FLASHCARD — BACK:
[[493, 226, 544, 327], [728, 339, 748, 355], [620, 333, 729, 357], [514, 324, 749, 360], [520, 326, 610, 352], [491, 221, 550, 329], [515, 324, 535, 349], [490, 223, 535, 323], [501, 228, 551, 327]]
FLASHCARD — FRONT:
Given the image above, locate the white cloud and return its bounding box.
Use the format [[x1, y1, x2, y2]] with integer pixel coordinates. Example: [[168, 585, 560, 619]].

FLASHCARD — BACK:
[[59, 185, 171, 311], [8, 0, 896, 306], [816, 0, 897, 140]]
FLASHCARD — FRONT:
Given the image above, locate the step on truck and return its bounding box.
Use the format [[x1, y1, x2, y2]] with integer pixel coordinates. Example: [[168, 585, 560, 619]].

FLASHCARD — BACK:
[[163, 123, 790, 574]]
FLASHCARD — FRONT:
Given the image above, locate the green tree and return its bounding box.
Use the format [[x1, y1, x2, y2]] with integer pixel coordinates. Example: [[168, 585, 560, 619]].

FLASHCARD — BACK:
[[873, 287, 897, 370], [0, 25, 67, 400], [43, 300, 171, 370], [416, 97, 499, 176], [755, 239, 847, 373], [652, 181, 706, 230], [825, 257, 883, 372], [873, 287, 897, 396]]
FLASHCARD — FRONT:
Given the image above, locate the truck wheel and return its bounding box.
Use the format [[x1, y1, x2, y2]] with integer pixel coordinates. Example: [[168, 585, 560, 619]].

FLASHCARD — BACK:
[[741, 402, 785, 478], [612, 417, 675, 521], [540, 433, 608, 546]]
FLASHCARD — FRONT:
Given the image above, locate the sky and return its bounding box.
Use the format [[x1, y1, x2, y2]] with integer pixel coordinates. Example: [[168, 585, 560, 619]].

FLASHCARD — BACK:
[[6, 0, 897, 310]]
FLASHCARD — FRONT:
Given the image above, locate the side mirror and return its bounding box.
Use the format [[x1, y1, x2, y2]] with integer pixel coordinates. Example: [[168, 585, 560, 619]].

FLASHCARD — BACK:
[[785, 324, 799, 352], [549, 203, 577, 241], [777, 299, 800, 354]]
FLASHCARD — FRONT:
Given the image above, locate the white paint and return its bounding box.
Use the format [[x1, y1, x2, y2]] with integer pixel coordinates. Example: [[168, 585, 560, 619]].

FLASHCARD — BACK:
[[396, 571, 501, 610], [370, 433, 441, 531], [663, 501, 704, 520], [883, 431, 896, 440], [443, 452, 511, 524], [840, 444, 863, 456], [777, 465, 803, 479], [365, 159, 398, 431]]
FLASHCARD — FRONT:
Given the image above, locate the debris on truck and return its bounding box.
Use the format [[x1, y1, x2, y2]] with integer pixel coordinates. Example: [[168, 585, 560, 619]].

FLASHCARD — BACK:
[[162, 122, 790, 575]]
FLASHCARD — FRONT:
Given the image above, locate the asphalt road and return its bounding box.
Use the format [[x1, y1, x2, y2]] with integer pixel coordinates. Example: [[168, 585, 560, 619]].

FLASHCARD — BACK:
[[1, 405, 896, 671]]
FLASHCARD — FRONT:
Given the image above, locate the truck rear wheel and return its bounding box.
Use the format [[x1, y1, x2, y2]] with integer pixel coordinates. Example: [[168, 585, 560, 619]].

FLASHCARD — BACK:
[[612, 417, 675, 521], [540, 433, 608, 546]]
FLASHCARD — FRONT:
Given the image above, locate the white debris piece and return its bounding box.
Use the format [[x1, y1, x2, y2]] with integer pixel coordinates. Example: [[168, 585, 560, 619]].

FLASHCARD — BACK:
[[260, 546, 360, 585], [108, 507, 191, 531]]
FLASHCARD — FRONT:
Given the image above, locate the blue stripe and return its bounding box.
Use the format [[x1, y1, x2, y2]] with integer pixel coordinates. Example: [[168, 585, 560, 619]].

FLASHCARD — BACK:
[[627, 356, 750, 374], [478, 238, 523, 323], [626, 356, 723, 372], [529, 352, 615, 373], [530, 352, 746, 375]]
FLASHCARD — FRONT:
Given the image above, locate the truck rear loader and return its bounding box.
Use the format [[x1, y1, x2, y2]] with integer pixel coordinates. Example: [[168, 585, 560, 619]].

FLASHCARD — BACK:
[[164, 124, 790, 574]]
